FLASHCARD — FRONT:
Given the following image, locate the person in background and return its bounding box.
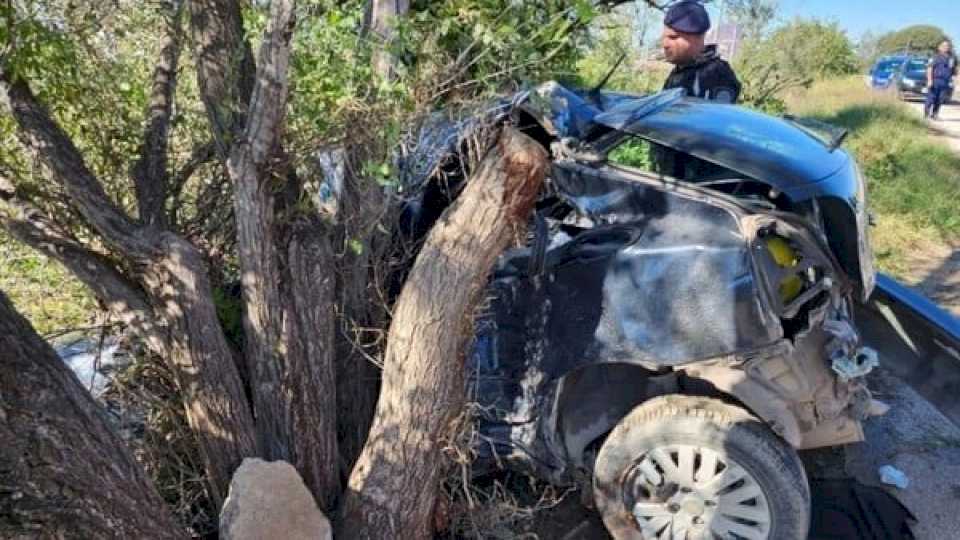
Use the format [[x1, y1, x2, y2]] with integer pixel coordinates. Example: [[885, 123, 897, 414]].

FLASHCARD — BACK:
[[655, 1, 742, 180], [661, 0, 741, 103], [925, 39, 957, 120]]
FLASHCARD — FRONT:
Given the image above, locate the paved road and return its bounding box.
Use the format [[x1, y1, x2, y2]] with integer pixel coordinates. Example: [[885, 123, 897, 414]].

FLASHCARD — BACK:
[[913, 100, 960, 153], [864, 100, 960, 539]]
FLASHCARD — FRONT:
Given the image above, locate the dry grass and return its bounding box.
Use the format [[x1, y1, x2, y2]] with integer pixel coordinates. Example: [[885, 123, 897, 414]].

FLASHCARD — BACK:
[[787, 76, 960, 278], [437, 404, 575, 540], [105, 349, 217, 537]]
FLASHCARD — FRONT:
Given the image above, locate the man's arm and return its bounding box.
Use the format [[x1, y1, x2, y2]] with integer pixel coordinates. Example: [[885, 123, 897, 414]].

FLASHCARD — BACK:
[[709, 61, 741, 104]]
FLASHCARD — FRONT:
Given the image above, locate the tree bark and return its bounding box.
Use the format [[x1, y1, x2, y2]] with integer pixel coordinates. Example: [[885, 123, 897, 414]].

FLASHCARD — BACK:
[[1, 52, 258, 506], [0, 290, 187, 539], [131, 0, 184, 229], [340, 127, 548, 539], [365, 0, 410, 79], [140, 234, 260, 505], [220, 0, 340, 504], [187, 0, 256, 158], [226, 0, 295, 460], [285, 218, 341, 509]]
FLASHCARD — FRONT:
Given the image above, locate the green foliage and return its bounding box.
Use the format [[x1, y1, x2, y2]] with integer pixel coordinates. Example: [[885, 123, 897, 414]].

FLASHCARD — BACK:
[[0, 234, 97, 334], [574, 8, 668, 95], [787, 77, 960, 272], [720, 0, 778, 40], [771, 20, 859, 79], [403, 0, 595, 97], [608, 138, 655, 170], [734, 19, 858, 113], [877, 25, 950, 56]]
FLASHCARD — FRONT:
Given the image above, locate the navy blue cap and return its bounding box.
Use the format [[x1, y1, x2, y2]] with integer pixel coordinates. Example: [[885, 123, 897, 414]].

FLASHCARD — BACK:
[[664, 1, 711, 34]]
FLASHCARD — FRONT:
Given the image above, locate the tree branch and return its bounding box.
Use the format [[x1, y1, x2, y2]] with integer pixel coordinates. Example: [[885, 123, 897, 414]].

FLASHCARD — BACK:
[[226, 0, 297, 459], [131, 0, 185, 229], [0, 177, 167, 355], [187, 0, 256, 159], [0, 69, 158, 260], [168, 140, 218, 224]]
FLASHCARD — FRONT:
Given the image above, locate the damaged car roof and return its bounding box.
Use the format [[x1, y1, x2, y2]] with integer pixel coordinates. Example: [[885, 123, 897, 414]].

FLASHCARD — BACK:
[[519, 82, 851, 198]]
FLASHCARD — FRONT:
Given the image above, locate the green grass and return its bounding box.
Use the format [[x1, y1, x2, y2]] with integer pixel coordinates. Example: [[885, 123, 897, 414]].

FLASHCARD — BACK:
[[0, 233, 97, 335], [786, 77, 960, 274]]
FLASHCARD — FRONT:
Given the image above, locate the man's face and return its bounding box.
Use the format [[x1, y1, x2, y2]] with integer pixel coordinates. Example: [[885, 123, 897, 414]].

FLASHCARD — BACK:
[[662, 26, 705, 65], [939, 41, 953, 55]]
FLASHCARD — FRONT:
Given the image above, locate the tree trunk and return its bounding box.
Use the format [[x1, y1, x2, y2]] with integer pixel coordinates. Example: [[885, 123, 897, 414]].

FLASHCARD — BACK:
[[141, 234, 261, 505], [365, 0, 410, 79], [0, 290, 187, 539], [220, 0, 341, 504], [284, 218, 341, 509], [187, 0, 256, 158], [339, 127, 548, 539], [0, 68, 259, 507]]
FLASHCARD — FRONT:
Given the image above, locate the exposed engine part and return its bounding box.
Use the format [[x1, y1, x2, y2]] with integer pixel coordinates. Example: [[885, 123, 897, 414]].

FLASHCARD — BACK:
[[832, 347, 880, 381]]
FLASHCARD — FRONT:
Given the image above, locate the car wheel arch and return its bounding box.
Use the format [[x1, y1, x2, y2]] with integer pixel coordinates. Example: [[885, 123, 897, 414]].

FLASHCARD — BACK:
[[553, 361, 804, 473]]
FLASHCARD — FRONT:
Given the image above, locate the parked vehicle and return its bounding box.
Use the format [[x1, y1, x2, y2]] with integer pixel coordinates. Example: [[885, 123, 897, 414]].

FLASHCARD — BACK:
[[868, 55, 908, 89], [895, 55, 956, 103], [896, 56, 931, 100], [402, 82, 960, 539]]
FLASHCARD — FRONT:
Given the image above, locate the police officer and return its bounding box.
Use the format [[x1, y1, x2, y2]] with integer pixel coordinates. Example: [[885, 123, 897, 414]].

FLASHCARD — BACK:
[[661, 0, 741, 103], [925, 39, 957, 120]]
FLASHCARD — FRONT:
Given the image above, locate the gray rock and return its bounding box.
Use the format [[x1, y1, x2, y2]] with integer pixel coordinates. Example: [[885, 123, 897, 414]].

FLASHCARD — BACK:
[[220, 458, 332, 540]]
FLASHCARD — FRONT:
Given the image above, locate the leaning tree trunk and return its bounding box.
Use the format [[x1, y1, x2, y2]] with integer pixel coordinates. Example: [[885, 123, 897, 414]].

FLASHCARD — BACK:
[[339, 127, 549, 539], [0, 290, 187, 539]]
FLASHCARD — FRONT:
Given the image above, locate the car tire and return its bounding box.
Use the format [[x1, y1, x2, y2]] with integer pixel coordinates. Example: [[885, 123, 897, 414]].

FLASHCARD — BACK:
[[592, 395, 810, 540]]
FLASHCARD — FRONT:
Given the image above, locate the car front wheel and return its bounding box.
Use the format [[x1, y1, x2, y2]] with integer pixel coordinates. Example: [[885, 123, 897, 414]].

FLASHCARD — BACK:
[[592, 395, 810, 540]]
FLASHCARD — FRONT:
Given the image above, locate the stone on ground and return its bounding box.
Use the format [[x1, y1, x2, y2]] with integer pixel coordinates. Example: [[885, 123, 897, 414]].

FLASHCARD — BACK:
[[220, 458, 332, 540]]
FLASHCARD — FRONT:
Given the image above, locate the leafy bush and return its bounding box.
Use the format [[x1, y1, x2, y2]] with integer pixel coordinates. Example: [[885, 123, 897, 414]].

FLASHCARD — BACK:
[[735, 19, 859, 113]]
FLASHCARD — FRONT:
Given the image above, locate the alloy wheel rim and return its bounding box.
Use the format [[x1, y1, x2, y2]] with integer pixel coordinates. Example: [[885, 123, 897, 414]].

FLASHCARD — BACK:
[[622, 444, 771, 540]]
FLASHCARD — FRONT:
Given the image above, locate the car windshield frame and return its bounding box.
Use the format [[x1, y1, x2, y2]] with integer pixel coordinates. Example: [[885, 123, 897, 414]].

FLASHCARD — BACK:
[[905, 59, 929, 73]]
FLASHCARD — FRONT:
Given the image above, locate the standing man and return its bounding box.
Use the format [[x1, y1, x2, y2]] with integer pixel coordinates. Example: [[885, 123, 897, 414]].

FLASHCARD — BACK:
[[661, 0, 741, 103], [925, 39, 957, 120]]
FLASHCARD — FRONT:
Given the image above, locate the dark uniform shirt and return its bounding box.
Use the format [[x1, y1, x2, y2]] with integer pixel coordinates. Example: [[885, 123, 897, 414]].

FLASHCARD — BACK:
[[929, 53, 957, 88], [655, 45, 742, 179], [662, 45, 742, 103]]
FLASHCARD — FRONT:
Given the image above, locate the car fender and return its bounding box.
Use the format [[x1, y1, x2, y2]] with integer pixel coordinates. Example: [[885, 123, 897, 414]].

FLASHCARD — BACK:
[[680, 361, 804, 447]]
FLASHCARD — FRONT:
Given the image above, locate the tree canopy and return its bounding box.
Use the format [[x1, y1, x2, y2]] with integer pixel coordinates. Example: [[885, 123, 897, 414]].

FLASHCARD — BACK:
[[877, 24, 950, 56]]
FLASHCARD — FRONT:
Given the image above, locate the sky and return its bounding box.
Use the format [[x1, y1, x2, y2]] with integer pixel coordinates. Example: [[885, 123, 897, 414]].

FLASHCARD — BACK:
[[776, 0, 960, 42]]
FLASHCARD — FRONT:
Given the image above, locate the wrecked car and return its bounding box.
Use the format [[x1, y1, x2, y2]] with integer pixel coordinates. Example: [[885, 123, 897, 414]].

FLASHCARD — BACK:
[[398, 82, 932, 539]]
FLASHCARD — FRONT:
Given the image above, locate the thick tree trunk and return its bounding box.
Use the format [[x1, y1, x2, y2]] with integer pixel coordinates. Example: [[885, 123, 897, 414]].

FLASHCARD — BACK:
[[225, 0, 296, 459], [1, 58, 258, 508], [220, 0, 340, 504], [142, 234, 260, 505], [285, 218, 341, 509], [339, 127, 548, 539], [0, 290, 187, 539]]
